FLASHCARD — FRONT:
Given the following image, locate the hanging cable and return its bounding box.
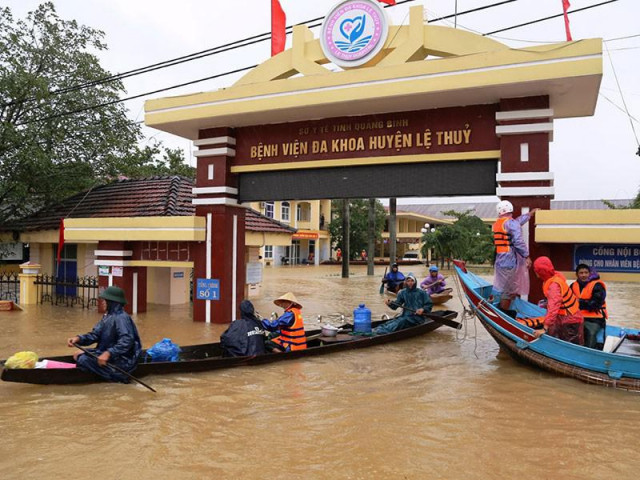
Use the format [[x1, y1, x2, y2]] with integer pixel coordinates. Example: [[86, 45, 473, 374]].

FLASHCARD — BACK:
[[11, 0, 624, 127]]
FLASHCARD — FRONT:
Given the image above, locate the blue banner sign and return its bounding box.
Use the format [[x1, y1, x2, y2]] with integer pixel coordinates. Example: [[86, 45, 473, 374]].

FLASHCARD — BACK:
[[574, 244, 640, 273], [196, 278, 220, 300]]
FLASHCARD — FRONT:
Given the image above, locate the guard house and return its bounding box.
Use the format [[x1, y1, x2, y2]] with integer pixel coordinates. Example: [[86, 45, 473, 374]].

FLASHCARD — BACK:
[[145, 1, 602, 320]]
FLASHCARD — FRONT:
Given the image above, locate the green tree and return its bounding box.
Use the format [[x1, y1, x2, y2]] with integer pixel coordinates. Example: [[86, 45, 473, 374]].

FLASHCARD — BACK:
[[329, 199, 386, 257], [0, 3, 193, 223], [115, 144, 195, 179], [603, 189, 640, 209], [421, 210, 493, 267]]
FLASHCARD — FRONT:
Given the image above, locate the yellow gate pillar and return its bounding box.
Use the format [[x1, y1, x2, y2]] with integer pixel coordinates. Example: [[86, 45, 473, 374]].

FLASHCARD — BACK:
[[19, 261, 41, 305]]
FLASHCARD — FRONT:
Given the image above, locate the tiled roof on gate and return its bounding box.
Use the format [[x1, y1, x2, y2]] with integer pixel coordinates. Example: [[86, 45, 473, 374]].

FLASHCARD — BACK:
[[7, 176, 195, 231], [4, 176, 296, 235], [245, 209, 296, 234]]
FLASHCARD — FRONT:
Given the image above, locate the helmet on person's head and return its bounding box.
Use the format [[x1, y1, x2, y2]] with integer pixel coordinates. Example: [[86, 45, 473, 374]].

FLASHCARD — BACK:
[[496, 200, 514, 216], [99, 286, 127, 305], [429, 265, 438, 272]]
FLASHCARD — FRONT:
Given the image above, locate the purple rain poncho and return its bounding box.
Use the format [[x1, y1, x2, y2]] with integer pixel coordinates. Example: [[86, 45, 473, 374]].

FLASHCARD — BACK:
[[493, 213, 531, 297]]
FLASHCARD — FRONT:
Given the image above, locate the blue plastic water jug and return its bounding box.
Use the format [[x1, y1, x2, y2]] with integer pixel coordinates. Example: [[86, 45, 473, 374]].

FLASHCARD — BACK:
[[353, 303, 372, 333]]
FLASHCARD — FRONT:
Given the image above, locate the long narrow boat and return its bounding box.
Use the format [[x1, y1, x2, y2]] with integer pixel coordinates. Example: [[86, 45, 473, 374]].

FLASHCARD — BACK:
[[1, 311, 458, 385], [453, 260, 640, 392], [384, 288, 452, 305]]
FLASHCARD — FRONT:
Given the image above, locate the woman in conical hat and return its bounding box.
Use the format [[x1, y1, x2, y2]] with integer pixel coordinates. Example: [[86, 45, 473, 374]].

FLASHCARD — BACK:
[[262, 292, 306, 352], [273, 291, 302, 310]]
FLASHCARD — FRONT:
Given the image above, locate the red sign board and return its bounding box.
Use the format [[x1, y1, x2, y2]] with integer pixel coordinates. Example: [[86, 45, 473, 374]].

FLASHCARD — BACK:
[[234, 104, 498, 168]]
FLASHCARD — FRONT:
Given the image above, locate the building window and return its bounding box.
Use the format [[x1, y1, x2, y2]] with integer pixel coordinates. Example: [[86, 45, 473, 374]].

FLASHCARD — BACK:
[[281, 202, 290, 222], [264, 245, 273, 259], [264, 202, 274, 218]]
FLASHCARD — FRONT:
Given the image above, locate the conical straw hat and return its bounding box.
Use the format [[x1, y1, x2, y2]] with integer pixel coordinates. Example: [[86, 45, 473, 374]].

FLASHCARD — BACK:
[[274, 292, 302, 309]]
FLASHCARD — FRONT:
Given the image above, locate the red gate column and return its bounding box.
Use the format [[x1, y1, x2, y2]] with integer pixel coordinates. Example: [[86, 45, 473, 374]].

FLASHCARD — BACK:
[[192, 128, 246, 323], [95, 241, 147, 314], [496, 96, 554, 303]]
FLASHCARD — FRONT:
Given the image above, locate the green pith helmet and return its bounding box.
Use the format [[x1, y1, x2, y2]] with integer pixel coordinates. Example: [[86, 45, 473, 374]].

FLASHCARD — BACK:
[[99, 286, 127, 305]]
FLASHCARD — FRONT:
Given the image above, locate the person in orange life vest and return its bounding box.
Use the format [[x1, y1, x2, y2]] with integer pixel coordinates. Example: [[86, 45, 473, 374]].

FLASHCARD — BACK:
[[492, 200, 539, 310], [570, 264, 607, 350], [336, 248, 342, 262], [361, 249, 367, 261], [261, 292, 307, 353], [532, 256, 584, 345]]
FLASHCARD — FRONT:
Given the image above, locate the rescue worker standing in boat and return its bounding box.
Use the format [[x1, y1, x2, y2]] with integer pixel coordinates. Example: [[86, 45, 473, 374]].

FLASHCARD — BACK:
[[570, 264, 607, 350], [261, 292, 307, 352], [532, 256, 584, 345], [492, 200, 538, 311]]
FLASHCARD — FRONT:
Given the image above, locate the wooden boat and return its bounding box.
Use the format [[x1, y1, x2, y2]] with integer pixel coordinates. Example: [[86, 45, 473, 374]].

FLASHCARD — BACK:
[[428, 288, 453, 305], [453, 260, 640, 392], [1, 312, 458, 385], [385, 287, 452, 305]]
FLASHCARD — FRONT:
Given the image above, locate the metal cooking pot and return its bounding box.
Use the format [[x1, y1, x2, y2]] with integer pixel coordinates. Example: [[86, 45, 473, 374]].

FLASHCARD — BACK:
[[321, 324, 341, 337]]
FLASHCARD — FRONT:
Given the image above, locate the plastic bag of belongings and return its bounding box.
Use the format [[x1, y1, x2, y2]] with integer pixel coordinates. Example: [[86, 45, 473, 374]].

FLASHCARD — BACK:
[[145, 338, 181, 362], [4, 351, 38, 369]]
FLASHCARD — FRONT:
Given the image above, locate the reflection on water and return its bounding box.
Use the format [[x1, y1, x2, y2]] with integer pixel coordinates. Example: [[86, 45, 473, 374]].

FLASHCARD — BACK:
[[1, 265, 639, 479]]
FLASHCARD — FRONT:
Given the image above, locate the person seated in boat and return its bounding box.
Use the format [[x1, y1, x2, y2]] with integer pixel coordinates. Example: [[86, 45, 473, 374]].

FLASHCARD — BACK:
[[420, 265, 447, 295], [381, 263, 405, 294], [492, 200, 538, 311], [570, 264, 607, 350], [66, 286, 142, 383], [374, 274, 433, 335], [532, 257, 584, 345], [220, 300, 266, 357], [261, 292, 307, 353]]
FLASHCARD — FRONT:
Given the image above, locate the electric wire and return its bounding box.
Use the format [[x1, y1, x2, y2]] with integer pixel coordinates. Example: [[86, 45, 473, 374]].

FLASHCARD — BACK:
[[604, 42, 640, 148], [9, 0, 628, 128]]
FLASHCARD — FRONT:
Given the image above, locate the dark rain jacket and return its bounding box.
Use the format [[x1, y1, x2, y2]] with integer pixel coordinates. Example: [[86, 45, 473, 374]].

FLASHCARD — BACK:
[[76, 303, 142, 372], [221, 302, 266, 357]]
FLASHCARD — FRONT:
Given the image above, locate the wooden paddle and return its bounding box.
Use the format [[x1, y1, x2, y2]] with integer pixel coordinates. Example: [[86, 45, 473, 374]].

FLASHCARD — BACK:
[[379, 266, 388, 294], [421, 276, 448, 290], [73, 343, 156, 392], [388, 302, 462, 330]]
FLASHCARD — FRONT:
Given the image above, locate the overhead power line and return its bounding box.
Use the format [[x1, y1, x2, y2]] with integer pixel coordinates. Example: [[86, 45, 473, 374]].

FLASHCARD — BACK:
[[485, 0, 618, 35], [16, 0, 624, 127]]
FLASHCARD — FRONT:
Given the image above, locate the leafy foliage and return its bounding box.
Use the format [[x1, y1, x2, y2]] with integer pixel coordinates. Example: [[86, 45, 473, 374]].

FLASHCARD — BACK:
[[420, 210, 493, 266], [328, 199, 386, 257], [603, 190, 640, 209], [0, 3, 192, 224]]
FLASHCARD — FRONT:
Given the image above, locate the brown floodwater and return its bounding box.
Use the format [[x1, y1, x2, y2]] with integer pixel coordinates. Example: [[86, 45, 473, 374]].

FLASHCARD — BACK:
[[1, 265, 639, 479]]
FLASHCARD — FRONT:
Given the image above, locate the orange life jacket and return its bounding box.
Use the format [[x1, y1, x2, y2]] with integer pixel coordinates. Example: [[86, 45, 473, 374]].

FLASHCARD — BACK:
[[543, 275, 580, 316], [570, 280, 608, 319], [272, 307, 307, 351], [492, 217, 512, 254]]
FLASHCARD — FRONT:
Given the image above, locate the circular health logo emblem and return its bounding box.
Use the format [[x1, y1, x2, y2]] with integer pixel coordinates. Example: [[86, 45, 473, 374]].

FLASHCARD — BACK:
[[321, 0, 389, 68]]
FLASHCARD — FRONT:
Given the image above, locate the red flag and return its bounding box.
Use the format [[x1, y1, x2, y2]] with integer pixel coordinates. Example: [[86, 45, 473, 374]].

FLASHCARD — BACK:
[[56, 218, 64, 266], [271, 0, 286, 56], [562, 0, 572, 41], [377, 0, 397, 5]]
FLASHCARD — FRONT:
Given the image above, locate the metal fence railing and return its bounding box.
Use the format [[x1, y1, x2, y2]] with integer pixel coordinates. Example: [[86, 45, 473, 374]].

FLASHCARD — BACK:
[[34, 274, 99, 308], [0, 272, 20, 303]]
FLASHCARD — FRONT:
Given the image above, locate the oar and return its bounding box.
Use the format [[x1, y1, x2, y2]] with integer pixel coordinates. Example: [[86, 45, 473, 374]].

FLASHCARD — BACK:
[[73, 343, 156, 393], [421, 276, 448, 290], [379, 266, 388, 294], [389, 302, 462, 330]]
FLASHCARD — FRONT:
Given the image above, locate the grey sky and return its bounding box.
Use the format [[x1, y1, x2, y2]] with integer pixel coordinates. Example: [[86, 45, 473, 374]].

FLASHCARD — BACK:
[[5, 0, 640, 203]]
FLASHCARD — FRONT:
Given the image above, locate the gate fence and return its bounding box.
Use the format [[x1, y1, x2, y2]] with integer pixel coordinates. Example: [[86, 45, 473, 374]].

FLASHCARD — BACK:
[[0, 272, 19, 303], [34, 274, 99, 308]]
